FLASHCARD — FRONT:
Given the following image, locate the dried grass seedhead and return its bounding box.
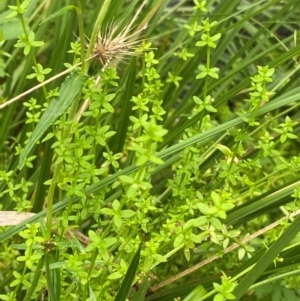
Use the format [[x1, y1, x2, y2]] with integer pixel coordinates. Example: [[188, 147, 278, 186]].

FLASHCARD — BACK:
[[92, 20, 147, 68]]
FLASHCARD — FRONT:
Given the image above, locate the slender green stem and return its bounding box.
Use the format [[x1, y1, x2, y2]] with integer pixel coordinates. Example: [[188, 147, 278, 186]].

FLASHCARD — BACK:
[[15, 259, 29, 299], [203, 45, 210, 101], [86, 0, 113, 70], [249, 268, 300, 290], [46, 165, 61, 232], [75, 0, 86, 74], [23, 258, 44, 301]]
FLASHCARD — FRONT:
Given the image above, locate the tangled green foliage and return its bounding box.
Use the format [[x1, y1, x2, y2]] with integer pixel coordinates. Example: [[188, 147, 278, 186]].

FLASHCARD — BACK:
[[1, 0, 300, 301]]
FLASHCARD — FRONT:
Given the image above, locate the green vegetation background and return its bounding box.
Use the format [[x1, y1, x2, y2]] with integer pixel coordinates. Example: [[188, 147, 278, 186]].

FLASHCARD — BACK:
[[1, 0, 300, 301]]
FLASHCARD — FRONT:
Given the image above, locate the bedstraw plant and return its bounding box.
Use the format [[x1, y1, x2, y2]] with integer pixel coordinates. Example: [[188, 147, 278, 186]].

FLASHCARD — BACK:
[[1, 0, 300, 301]]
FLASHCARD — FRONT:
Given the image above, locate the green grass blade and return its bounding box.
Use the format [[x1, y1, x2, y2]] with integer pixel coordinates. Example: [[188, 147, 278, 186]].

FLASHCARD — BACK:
[[112, 57, 136, 154], [226, 178, 300, 225], [32, 139, 53, 213], [39, 5, 77, 25], [23, 257, 44, 301], [114, 243, 142, 301], [45, 252, 60, 301]]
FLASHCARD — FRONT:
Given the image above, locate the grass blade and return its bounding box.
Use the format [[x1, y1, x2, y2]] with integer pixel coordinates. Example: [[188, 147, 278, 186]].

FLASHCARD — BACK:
[[18, 72, 86, 168], [114, 243, 142, 301]]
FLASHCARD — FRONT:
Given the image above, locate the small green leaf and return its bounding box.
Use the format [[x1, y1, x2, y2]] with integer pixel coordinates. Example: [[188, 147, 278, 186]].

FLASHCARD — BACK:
[[174, 233, 185, 248], [121, 210, 135, 218], [119, 175, 134, 184], [105, 237, 117, 248], [100, 208, 114, 215], [108, 272, 124, 280]]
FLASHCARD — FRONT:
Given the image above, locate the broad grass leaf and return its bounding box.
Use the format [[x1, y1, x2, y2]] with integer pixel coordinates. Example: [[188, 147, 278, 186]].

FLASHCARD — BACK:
[[18, 73, 86, 168]]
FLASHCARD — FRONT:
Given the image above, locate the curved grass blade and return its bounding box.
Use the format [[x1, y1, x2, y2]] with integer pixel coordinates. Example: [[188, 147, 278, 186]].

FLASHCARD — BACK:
[[114, 243, 142, 301], [39, 5, 77, 25], [18, 72, 86, 168]]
